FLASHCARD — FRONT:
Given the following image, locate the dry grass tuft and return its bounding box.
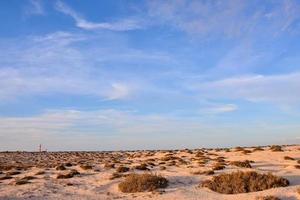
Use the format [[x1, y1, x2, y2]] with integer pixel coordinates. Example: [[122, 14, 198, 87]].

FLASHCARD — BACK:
[[256, 196, 281, 200], [230, 160, 252, 168], [56, 165, 66, 171], [0, 175, 13, 180], [270, 145, 283, 152], [253, 147, 264, 151], [192, 170, 214, 175], [57, 169, 80, 179], [212, 163, 226, 171], [283, 156, 294, 160], [200, 171, 289, 194], [118, 173, 168, 193], [116, 166, 130, 173], [80, 165, 93, 170], [134, 163, 149, 171]]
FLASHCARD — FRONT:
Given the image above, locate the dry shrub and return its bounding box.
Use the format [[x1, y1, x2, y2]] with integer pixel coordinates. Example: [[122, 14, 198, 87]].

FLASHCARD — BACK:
[[192, 170, 214, 175], [0, 175, 13, 180], [270, 145, 283, 152], [119, 173, 168, 193], [297, 187, 300, 194], [242, 150, 252, 154], [135, 163, 149, 171], [283, 156, 294, 160], [256, 196, 280, 200], [104, 163, 115, 169], [212, 163, 226, 171], [57, 169, 80, 179], [80, 165, 93, 170], [200, 171, 289, 194], [230, 160, 252, 168], [35, 171, 45, 175], [56, 165, 66, 170], [295, 165, 300, 169], [14, 179, 30, 185], [253, 147, 264, 151], [6, 171, 21, 176], [116, 166, 130, 173], [109, 172, 123, 180], [235, 147, 245, 152]]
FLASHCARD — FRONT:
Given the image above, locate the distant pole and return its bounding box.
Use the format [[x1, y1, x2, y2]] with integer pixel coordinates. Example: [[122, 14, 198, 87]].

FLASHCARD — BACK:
[[39, 144, 42, 152]]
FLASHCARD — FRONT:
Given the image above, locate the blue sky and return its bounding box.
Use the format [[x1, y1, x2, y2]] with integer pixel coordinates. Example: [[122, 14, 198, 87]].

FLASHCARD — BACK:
[[1, 0, 300, 151]]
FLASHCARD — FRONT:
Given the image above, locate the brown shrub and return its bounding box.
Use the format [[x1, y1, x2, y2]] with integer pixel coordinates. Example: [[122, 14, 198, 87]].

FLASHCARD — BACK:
[[235, 147, 245, 152], [253, 147, 264, 151], [212, 163, 226, 171], [80, 165, 93, 170], [104, 163, 115, 169], [35, 171, 45, 175], [283, 156, 294, 160], [256, 196, 281, 200], [57, 169, 80, 179], [116, 166, 130, 173], [14, 179, 30, 185], [242, 150, 252, 154], [0, 175, 13, 180], [6, 171, 21, 176], [56, 165, 66, 171], [134, 163, 149, 171], [200, 171, 289, 194], [297, 187, 300, 194], [109, 172, 123, 180], [270, 145, 283, 152], [119, 173, 168, 193], [230, 160, 252, 168], [295, 165, 300, 169], [192, 170, 214, 175]]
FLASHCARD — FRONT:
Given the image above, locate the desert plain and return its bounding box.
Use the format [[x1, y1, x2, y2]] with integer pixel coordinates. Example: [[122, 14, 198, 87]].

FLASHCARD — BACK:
[[0, 145, 300, 200]]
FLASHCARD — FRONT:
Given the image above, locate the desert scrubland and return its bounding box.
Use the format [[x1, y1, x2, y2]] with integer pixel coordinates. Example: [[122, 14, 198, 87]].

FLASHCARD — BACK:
[[0, 145, 300, 200]]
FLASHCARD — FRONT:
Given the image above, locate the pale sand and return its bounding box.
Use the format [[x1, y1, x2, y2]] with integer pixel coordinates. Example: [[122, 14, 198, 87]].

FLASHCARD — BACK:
[[0, 145, 300, 200]]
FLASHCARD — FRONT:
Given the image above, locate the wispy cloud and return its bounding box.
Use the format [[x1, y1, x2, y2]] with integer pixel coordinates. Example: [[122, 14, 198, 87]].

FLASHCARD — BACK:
[[201, 104, 238, 114], [25, 0, 45, 16], [192, 72, 300, 106], [147, 0, 300, 37], [1, 108, 298, 150], [55, 1, 142, 31]]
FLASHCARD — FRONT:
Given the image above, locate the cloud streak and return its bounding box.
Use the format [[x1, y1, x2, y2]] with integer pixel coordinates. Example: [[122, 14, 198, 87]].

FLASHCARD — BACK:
[[55, 1, 142, 31], [192, 72, 300, 106]]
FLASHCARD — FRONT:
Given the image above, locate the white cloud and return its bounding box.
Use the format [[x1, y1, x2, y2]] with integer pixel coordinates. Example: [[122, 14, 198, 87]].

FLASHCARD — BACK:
[[25, 0, 45, 16], [1, 108, 298, 150], [55, 1, 142, 31], [147, 0, 300, 37], [194, 72, 300, 106], [106, 83, 131, 100], [202, 104, 238, 114]]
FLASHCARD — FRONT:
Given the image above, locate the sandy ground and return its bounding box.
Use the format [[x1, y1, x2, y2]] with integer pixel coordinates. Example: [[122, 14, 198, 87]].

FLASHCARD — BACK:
[[0, 145, 300, 200]]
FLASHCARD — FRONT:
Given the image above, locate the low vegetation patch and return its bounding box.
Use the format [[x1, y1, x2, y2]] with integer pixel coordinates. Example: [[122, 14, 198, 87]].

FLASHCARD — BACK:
[[192, 170, 214, 175], [212, 163, 226, 170], [200, 171, 289, 194], [256, 196, 281, 200], [116, 166, 130, 173], [118, 173, 168, 193], [283, 156, 294, 160], [80, 164, 93, 170], [270, 145, 283, 152], [230, 160, 252, 168]]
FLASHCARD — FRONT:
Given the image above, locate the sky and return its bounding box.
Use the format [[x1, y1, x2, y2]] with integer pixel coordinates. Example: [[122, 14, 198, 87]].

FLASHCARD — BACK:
[[1, 0, 300, 151]]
